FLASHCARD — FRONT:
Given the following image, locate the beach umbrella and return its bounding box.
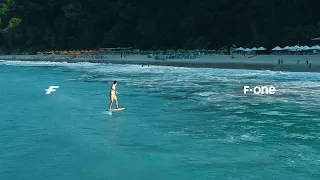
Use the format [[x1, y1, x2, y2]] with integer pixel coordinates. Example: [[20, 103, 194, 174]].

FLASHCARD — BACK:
[[272, 46, 282, 51], [290, 45, 300, 51], [310, 46, 318, 50], [282, 46, 291, 50], [288, 46, 295, 51], [296, 45, 303, 51], [236, 47, 244, 51], [310, 45, 320, 50], [257, 46, 267, 50], [221, 49, 228, 53], [133, 49, 140, 53], [302, 45, 310, 51]]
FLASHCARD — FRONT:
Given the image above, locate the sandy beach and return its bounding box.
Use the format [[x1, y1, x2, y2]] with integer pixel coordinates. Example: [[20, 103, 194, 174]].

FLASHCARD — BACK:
[[1, 54, 319, 72]]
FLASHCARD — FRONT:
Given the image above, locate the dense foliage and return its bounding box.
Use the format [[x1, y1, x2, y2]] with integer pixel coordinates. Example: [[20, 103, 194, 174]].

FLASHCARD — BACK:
[[0, 0, 320, 52]]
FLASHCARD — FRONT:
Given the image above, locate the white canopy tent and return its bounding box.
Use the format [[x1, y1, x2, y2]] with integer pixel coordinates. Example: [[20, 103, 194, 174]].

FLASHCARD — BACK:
[[243, 48, 252, 52], [251, 47, 258, 51]]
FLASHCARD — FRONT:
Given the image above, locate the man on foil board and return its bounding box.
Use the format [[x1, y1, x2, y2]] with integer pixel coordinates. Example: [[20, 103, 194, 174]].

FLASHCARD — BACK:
[[107, 81, 125, 112]]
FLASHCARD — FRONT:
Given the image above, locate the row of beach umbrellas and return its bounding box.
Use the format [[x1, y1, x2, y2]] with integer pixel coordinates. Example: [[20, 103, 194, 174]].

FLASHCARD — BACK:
[[39, 49, 109, 55], [271, 45, 320, 51], [235, 47, 267, 51], [38, 46, 320, 54]]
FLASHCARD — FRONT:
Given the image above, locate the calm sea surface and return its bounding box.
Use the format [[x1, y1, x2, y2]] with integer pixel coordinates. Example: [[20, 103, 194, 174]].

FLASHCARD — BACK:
[[0, 61, 319, 180]]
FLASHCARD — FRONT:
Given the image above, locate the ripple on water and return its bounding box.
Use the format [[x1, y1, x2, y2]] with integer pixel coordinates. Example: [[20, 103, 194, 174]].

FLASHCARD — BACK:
[[2, 61, 320, 180]]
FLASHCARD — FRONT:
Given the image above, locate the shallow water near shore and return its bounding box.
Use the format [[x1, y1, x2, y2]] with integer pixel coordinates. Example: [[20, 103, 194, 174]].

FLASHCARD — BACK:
[[0, 61, 319, 180]]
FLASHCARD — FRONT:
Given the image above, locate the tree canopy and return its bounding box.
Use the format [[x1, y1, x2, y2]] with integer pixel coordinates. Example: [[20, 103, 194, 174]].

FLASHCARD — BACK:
[[0, 0, 320, 52]]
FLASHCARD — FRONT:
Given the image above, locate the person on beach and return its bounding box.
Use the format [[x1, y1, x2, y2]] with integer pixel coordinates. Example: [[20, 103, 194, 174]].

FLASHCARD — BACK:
[[108, 81, 119, 110], [306, 59, 309, 64], [297, 60, 300, 64]]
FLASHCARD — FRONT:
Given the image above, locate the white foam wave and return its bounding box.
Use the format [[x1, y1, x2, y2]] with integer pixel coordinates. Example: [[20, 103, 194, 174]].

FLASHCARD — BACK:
[[1, 60, 68, 66], [0, 60, 105, 68], [3, 60, 320, 112], [195, 92, 216, 97], [219, 133, 263, 144], [285, 133, 317, 140], [239, 134, 262, 142], [280, 122, 294, 127], [260, 111, 287, 116]]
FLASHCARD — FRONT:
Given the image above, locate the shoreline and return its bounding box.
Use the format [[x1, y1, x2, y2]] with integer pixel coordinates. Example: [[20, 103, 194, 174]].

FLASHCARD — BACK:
[[1, 54, 319, 72]]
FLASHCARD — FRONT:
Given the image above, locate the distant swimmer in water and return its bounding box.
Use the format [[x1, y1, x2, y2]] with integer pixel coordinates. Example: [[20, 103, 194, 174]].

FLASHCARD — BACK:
[[109, 81, 119, 110]]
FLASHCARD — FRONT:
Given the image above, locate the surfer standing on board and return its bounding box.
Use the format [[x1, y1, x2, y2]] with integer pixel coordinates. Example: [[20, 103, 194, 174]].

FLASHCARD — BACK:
[[108, 81, 119, 111]]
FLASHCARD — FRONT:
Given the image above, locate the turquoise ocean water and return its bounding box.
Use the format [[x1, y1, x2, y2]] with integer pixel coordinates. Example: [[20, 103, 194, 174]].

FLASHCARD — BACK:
[[0, 60, 319, 180]]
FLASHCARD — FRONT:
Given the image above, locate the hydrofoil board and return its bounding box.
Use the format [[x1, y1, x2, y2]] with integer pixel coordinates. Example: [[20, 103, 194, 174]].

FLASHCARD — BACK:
[[106, 108, 125, 112]]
